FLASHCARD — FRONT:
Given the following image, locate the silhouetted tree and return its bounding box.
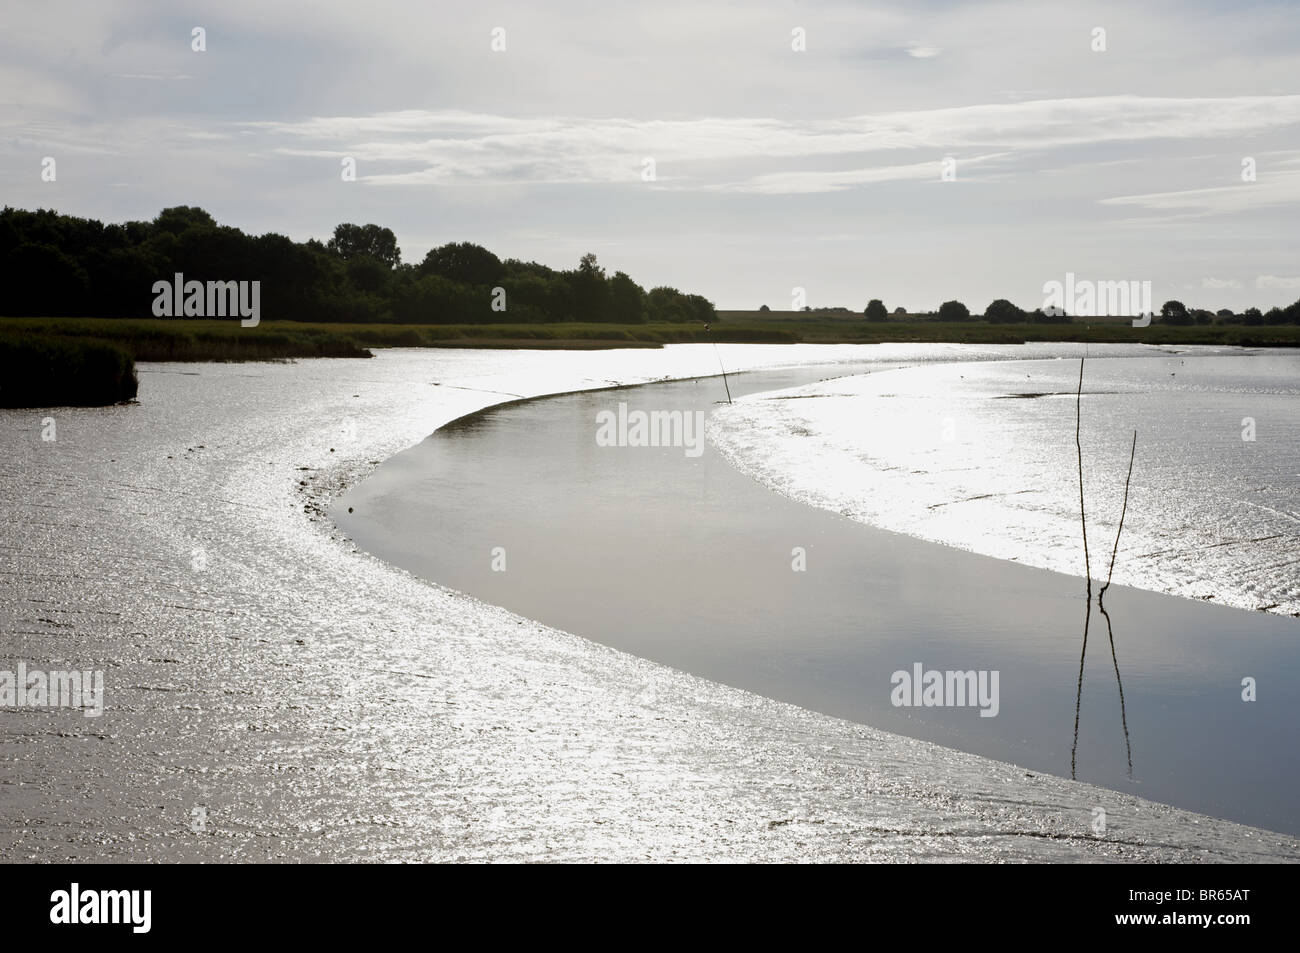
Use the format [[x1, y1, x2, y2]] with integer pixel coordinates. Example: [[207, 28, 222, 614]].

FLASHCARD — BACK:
[[938, 299, 971, 322], [984, 299, 1027, 323], [608, 271, 646, 323], [570, 253, 612, 321], [153, 206, 217, 236], [328, 223, 401, 268], [0, 205, 731, 326], [1160, 300, 1193, 325], [864, 299, 888, 322], [418, 242, 502, 286]]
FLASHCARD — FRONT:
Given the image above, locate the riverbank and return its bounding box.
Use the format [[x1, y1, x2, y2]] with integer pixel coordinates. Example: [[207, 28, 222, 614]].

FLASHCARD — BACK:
[[709, 352, 1300, 618], [2, 344, 1296, 861], [5, 315, 1297, 407], [0, 334, 137, 407], [332, 350, 1300, 834], [4, 316, 1298, 366]]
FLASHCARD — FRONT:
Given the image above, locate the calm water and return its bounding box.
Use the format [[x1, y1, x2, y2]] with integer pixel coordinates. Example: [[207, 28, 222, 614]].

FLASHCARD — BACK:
[[335, 358, 1300, 835], [711, 351, 1300, 618]]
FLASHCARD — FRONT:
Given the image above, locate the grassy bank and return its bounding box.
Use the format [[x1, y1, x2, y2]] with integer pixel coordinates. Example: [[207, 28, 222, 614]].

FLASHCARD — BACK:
[[0, 318, 373, 361], [0, 333, 138, 407], [5, 316, 1298, 362], [2, 316, 1297, 407], [767, 320, 1300, 347], [0, 317, 799, 362]]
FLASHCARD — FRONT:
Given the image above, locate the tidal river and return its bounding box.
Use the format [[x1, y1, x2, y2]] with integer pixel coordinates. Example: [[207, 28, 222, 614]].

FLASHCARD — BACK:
[[335, 354, 1300, 836]]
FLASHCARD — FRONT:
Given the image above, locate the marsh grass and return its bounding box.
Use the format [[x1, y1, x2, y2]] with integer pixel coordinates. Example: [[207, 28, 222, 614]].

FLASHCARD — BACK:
[[0, 333, 138, 407]]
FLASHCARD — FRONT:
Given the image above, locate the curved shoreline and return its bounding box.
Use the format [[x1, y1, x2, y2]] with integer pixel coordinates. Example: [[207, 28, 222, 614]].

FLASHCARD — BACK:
[[709, 351, 1300, 619], [331, 348, 1300, 840], [4, 344, 1296, 862]]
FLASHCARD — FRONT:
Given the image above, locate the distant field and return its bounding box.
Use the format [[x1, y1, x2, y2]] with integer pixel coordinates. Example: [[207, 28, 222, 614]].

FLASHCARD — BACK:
[[0, 318, 796, 364], [2, 315, 1297, 367], [3, 315, 1297, 407], [718, 309, 1136, 325], [712, 315, 1300, 346]]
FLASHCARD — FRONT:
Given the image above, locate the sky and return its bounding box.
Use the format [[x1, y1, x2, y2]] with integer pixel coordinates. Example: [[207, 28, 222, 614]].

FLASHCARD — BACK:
[[2, 0, 1298, 312]]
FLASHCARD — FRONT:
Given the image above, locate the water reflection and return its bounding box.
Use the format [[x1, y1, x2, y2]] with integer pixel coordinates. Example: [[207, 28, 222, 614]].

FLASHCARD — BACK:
[[1100, 598, 1134, 778], [336, 362, 1300, 834], [1072, 592, 1134, 781]]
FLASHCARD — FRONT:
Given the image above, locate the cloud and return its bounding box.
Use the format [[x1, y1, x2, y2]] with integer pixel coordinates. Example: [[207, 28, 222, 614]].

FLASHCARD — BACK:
[[905, 41, 941, 58], [1099, 169, 1300, 215], [1255, 275, 1300, 289], [242, 95, 1300, 195], [1201, 277, 1242, 289], [712, 153, 1012, 194]]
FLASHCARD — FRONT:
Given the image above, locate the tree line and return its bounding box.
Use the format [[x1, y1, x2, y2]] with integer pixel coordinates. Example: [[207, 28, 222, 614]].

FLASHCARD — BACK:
[[0, 206, 716, 325], [861, 297, 1300, 325]]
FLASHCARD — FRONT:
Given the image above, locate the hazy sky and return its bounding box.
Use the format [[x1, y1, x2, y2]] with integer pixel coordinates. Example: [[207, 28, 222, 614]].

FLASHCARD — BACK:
[[3, 0, 1298, 311]]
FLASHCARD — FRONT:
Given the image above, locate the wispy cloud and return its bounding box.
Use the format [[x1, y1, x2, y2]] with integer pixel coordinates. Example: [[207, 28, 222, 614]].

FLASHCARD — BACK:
[[244, 96, 1300, 195], [1100, 169, 1300, 215], [1256, 275, 1300, 289]]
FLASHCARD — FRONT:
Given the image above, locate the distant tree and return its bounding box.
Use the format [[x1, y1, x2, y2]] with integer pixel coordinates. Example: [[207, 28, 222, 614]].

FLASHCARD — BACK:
[[1029, 307, 1069, 324], [893, 306, 906, 316], [938, 299, 971, 322], [608, 270, 645, 323], [570, 252, 612, 321], [328, 223, 401, 268], [1160, 300, 1193, 325], [684, 293, 716, 324], [646, 286, 689, 322], [418, 241, 502, 286], [1242, 306, 1264, 325], [392, 273, 477, 324], [864, 298, 888, 322], [6, 243, 89, 315], [984, 299, 1027, 323], [759, 304, 770, 312], [153, 206, 217, 236], [345, 255, 393, 295], [0, 204, 719, 326]]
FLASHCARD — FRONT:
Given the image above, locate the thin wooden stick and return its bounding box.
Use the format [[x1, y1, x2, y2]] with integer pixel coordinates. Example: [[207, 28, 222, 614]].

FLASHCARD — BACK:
[[1100, 430, 1137, 601], [1076, 357, 1090, 595], [711, 340, 732, 404], [1099, 601, 1134, 778], [1071, 596, 1092, 780], [1070, 356, 1092, 779]]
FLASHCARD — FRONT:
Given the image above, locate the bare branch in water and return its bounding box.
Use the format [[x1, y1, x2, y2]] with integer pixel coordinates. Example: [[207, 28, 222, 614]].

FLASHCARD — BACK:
[[710, 336, 732, 405], [1100, 430, 1138, 603], [1099, 601, 1134, 778], [1076, 357, 1090, 595], [1071, 596, 1092, 781]]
